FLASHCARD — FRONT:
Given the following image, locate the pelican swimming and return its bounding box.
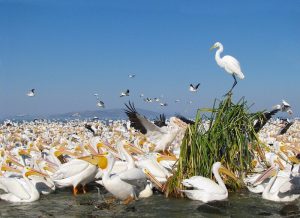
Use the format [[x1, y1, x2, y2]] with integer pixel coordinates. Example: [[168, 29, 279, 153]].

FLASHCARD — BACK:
[[0, 166, 47, 202], [254, 165, 300, 202], [181, 162, 237, 202]]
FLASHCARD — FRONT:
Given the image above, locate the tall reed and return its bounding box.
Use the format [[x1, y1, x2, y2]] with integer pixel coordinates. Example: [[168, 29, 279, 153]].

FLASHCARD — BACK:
[[165, 94, 265, 197]]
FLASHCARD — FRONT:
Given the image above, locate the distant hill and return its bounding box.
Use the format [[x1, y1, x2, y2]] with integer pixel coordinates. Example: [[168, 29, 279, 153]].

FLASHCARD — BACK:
[[1, 108, 170, 122]]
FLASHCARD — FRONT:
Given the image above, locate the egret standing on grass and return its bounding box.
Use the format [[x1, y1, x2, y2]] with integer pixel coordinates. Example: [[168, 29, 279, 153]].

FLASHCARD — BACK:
[[210, 42, 244, 94]]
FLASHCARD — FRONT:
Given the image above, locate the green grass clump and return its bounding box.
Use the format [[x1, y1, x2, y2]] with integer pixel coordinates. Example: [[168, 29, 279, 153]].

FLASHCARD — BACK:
[[165, 94, 265, 197]]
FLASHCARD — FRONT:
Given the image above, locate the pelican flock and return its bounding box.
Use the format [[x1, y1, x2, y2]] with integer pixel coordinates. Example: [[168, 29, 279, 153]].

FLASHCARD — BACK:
[[1, 42, 299, 207]]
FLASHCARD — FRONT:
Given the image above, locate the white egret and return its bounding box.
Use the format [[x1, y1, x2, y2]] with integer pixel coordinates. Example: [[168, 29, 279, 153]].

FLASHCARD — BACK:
[[210, 42, 244, 93]]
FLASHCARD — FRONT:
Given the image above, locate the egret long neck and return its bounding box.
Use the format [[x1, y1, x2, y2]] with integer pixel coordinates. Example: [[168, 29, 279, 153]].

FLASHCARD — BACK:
[[215, 45, 224, 67]]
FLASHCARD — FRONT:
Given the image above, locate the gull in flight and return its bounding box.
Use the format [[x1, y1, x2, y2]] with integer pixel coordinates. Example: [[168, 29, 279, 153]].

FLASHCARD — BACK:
[[189, 84, 200, 92], [120, 89, 130, 97], [27, 89, 35, 97]]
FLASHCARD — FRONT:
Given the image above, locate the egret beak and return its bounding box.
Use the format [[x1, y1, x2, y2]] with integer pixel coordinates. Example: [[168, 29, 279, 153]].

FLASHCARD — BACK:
[[143, 168, 163, 191], [253, 166, 277, 185], [210, 45, 217, 51], [219, 166, 238, 181]]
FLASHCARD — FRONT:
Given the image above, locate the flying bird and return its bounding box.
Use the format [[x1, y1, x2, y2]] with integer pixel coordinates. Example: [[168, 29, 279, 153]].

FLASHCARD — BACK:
[[144, 98, 152, 103], [154, 98, 160, 102], [120, 89, 130, 97], [210, 42, 244, 94], [154, 114, 167, 127], [175, 99, 180, 103], [160, 103, 168, 107], [129, 74, 136, 78], [140, 93, 144, 98], [189, 83, 200, 92], [281, 100, 293, 114], [27, 89, 35, 97], [96, 100, 105, 108]]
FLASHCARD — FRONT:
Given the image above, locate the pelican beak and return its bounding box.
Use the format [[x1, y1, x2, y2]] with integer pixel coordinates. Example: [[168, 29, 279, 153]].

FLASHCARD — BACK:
[[79, 154, 108, 169], [6, 156, 24, 168], [43, 165, 56, 173], [157, 154, 177, 162], [274, 158, 285, 170], [25, 168, 49, 178], [288, 156, 300, 164], [124, 143, 145, 155], [219, 166, 238, 181], [253, 166, 277, 185], [143, 168, 163, 191], [19, 149, 31, 156], [1, 164, 22, 173]]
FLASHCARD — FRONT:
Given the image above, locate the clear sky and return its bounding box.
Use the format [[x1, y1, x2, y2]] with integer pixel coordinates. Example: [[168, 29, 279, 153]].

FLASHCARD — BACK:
[[0, 0, 299, 118]]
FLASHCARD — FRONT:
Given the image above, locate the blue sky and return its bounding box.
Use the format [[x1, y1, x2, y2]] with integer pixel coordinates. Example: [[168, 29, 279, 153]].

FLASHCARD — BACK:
[[0, 0, 299, 118]]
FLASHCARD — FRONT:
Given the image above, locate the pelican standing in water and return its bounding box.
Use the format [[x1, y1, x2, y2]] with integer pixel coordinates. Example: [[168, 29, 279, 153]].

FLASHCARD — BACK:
[[181, 162, 237, 202], [210, 42, 244, 94]]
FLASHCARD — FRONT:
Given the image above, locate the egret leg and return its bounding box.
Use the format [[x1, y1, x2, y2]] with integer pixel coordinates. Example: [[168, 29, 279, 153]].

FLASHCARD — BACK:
[[226, 75, 237, 95]]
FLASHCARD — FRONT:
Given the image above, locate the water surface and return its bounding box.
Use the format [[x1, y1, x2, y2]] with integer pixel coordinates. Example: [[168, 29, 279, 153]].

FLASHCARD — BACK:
[[0, 186, 299, 217]]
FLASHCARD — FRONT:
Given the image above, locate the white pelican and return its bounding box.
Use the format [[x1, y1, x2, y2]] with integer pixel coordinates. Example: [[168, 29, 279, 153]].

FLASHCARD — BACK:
[[210, 42, 244, 93], [101, 153, 147, 203], [254, 165, 300, 202], [124, 101, 187, 152], [52, 154, 106, 195], [0, 166, 47, 203], [138, 180, 153, 198], [97, 100, 105, 108], [181, 162, 237, 202]]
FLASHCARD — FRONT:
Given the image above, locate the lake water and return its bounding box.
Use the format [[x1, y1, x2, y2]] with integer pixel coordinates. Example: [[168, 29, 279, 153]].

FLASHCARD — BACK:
[[0, 185, 299, 217]]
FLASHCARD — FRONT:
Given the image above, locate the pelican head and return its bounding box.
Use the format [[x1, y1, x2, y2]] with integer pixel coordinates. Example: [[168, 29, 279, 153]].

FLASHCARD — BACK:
[[215, 162, 238, 181]]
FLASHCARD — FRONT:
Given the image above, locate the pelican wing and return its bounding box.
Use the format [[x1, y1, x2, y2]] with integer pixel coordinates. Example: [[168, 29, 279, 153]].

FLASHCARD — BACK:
[[124, 101, 164, 135], [52, 159, 90, 180], [119, 168, 147, 192], [278, 121, 294, 135], [175, 114, 195, 125], [279, 177, 300, 195], [0, 178, 31, 200], [182, 176, 225, 194], [253, 108, 281, 132], [154, 114, 167, 127]]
